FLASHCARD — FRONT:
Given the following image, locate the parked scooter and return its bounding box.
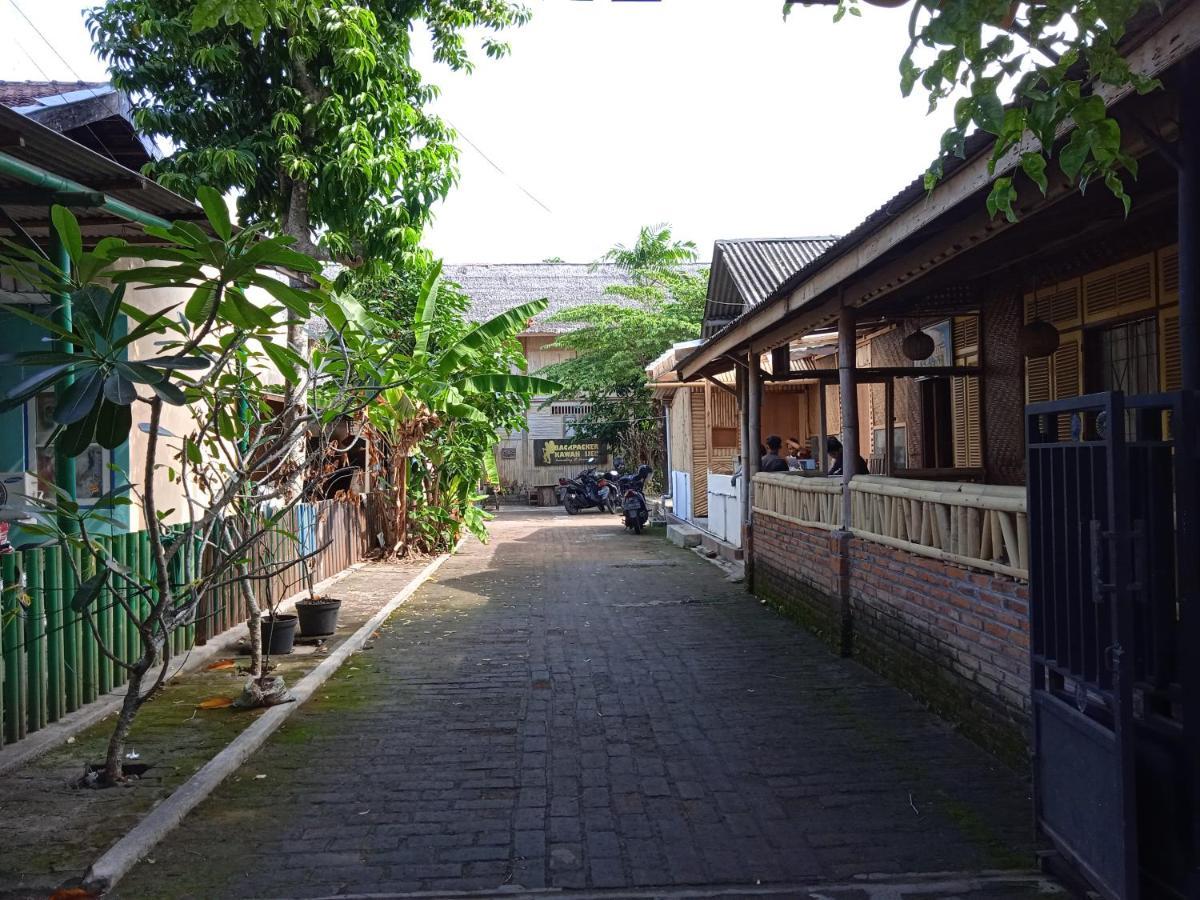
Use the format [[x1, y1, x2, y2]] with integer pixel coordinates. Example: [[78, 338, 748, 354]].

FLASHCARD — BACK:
[[620, 464, 653, 534], [558, 460, 616, 514]]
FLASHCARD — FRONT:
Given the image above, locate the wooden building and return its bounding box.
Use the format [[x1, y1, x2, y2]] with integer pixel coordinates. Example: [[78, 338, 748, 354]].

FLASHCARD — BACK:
[[676, 8, 1200, 896]]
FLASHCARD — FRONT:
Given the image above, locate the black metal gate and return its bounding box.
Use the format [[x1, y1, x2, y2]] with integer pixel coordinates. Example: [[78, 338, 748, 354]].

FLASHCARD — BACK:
[[1026, 391, 1200, 900]]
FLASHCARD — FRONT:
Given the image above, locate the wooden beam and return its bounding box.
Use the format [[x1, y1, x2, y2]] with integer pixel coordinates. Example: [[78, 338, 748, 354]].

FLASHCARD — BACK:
[[703, 375, 736, 398], [763, 364, 981, 383]]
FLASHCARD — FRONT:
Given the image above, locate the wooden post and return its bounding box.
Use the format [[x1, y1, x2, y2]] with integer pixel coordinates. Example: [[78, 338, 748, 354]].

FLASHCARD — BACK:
[[884, 376, 895, 476], [748, 352, 762, 480], [838, 306, 859, 529], [818, 384, 829, 473], [737, 366, 749, 549], [1181, 54, 1200, 390], [747, 350, 762, 589]]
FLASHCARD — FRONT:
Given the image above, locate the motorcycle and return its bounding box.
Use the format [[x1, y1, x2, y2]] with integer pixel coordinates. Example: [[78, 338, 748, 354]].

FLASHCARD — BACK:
[[620, 464, 653, 534], [558, 461, 616, 514]]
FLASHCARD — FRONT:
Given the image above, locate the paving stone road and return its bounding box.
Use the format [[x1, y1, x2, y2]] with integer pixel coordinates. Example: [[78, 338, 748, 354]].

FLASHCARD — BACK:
[[116, 507, 1056, 899]]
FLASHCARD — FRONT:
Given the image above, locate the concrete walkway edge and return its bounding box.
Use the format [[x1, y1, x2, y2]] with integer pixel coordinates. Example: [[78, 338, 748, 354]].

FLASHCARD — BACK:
[[0, 562, 368, 779], [83, 550, 456, 893]]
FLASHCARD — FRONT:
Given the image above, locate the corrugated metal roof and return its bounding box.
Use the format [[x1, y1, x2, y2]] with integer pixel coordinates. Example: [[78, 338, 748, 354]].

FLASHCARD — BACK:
[[702, 237, 837, 338], [445, 262, 707, 334], [0, 81, 108, 108], [0, 103, 204, 245]]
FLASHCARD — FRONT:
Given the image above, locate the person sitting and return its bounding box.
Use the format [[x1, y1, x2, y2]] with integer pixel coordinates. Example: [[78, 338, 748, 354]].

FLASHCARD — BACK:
[[760, 435, 790, 473], [826, 436, 869, 477]]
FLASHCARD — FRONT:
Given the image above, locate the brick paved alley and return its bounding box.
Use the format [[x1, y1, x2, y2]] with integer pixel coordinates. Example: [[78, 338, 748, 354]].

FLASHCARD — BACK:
[[116, 508, 1055, 900]]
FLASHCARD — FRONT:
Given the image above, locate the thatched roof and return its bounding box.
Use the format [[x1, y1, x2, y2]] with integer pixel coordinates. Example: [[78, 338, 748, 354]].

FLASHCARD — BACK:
[[445, 262, 705, 335]]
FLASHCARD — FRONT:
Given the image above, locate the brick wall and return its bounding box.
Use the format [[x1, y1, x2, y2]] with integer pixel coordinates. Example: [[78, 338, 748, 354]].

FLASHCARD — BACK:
[[752, 514, 1031, 765], [753, 514, 847, 648]]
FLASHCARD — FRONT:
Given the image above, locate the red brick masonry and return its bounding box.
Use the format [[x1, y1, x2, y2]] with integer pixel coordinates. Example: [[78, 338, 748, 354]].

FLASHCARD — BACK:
[[754, 511, 1031, 763]]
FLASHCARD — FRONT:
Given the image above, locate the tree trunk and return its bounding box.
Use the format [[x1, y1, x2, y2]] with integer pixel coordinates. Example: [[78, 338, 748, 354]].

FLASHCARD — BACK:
[[239, 565, 264, 678], [396, 455, 408, 556], [103, 661, 148, 783]]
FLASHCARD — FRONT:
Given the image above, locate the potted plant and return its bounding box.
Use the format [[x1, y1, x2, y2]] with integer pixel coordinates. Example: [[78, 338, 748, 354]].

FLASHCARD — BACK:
[[294, 548, 341, 637]]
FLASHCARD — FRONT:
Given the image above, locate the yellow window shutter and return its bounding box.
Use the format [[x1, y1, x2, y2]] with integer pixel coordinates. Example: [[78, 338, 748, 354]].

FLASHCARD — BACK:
[[1026, 282, 1081, 328], [1027, 355, 1051, 404], [690, 388, 708, 516], [1159, 245, 1179, 306], [965, 375, 982, 467], [1052, 333, 1083, 440], [952, 371, 982, 468], [1083, 254, 1155, 323], [952, 316, 980, 355], [1052, 334, 1082, 400], [1161, 307, 1181, 391]]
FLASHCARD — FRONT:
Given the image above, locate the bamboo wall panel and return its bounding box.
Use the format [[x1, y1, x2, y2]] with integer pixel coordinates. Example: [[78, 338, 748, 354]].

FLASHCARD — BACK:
[[0, 499, 364, 750]]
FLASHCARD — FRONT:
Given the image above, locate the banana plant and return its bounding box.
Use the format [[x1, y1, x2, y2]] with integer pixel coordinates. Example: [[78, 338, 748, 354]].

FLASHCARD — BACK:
[[346, 260, 559, 551]]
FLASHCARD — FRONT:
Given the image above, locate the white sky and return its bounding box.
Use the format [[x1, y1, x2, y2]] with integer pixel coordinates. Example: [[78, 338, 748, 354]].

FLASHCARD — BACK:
[[0, 0, 955, 265]]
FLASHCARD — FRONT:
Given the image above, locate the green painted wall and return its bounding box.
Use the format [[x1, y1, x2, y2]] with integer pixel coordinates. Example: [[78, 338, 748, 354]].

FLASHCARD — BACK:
[[0, 307, 130, 536]]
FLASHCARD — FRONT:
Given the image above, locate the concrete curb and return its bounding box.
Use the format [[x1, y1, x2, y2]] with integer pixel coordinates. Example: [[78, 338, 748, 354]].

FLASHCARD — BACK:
[[0, 562, 367, 778], [83, 551, 454, 893]]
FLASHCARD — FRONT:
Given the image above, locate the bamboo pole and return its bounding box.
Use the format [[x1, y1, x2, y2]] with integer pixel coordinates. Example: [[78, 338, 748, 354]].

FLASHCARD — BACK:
[[25, 548, 45, 732], [45, 545, 64, 722]]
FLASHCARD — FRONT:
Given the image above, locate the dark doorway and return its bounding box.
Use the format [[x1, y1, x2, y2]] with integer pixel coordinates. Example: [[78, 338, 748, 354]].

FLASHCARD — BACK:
[[919, 377, 953, 468]]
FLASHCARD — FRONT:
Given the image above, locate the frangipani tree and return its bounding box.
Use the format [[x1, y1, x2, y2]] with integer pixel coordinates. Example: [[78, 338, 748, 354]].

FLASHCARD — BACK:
[[0, 191, 359, 783]]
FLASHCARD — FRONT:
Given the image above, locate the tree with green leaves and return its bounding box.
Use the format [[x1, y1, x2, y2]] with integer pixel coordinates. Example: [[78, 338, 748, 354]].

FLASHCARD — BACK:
[[0, 192, 358, 783], [89, 0, 529, 266], [788, 0, 1162, 220], [539, 226, 705, 472], [88, 0, 530, 378]]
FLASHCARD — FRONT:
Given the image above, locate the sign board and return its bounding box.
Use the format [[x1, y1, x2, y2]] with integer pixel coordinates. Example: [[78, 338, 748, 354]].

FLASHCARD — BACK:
[[533, 439, 607, 467], [500, 447, 517, 460]]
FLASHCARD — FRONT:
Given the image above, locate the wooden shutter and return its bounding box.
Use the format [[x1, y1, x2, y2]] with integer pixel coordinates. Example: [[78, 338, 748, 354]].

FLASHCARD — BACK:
[[1159, 245, 1180, 306], [952, 316, 980, 355], [1052, 333, 1083, 399], [690, 388, 708, 517], [1082, 254, 1155, 324], [1161, 307, 1182, 391], [1052, 333, 1083, 440], [951, 374, 982, 468], [1025, 281, 1081, 328], [1026, 336, 1082, 437], [1027, 355, 1051, 404]]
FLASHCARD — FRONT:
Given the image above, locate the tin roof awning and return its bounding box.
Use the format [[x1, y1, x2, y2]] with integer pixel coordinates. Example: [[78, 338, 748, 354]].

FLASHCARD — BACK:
[[0, 103, 204, 247]]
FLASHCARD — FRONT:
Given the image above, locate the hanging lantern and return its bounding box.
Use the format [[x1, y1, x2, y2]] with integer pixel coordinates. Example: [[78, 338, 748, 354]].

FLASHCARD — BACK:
[[1018, 320, 1060, 358], [901, 330, 935, 361]]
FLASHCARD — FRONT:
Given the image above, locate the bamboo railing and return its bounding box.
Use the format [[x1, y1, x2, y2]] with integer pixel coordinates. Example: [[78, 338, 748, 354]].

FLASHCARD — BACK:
[[850, 476, 1028, 579], [752, 473, 842, 531], [751, 472, 1029, 580]]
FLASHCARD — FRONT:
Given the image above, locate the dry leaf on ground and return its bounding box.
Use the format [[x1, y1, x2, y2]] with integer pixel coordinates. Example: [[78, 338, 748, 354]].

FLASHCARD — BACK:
[[205, 659, 236, 671], [196, 696, 234, 709]]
